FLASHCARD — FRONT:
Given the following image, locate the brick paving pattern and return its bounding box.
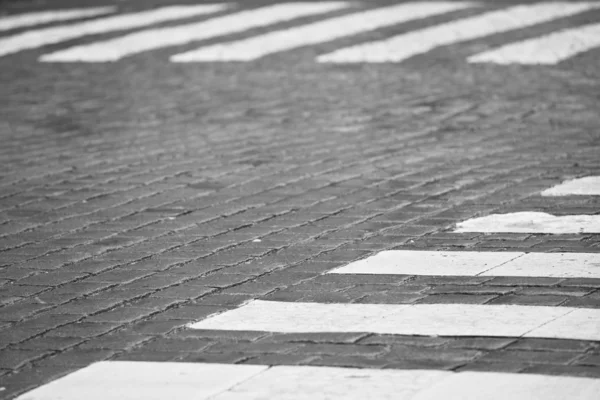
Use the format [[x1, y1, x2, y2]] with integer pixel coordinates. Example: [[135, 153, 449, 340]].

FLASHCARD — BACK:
[[1, 0, 600, 398]]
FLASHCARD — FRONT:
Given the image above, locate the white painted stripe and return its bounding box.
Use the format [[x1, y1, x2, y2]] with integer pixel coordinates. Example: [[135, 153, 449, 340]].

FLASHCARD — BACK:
[[328, 251, 600, 278], [318, 2, 599, 63], [190, 300, 600, 340], [0, 7, 115, 32], [469, 23, 600, 64], [455, 212, 600, 233], [16, 362, 600, 400], [171, 2, 474, 62], [14, 361, 267, 400], [0, 5, 227, 57], [407, 370, 600, 400], [39, 2, 349, 62], [541, 176, 600, 196], [328, 250, 521, 276]]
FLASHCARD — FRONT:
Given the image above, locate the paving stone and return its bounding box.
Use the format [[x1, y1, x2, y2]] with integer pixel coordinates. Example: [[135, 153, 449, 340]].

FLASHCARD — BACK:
[[357, 335, 452, 347], [0, 349, 52, 369], [444, 338, 516, 350], [575, 355, 600, 367], [505, 338, 598, 353], [32, 348, 115, 367], [176, 329, 269, 342], [307, 355, 389, 369], [521, 365, 600, 378], [44, 322, 121, 338], [150, 304, 226, 321], [486, 294, 568, 306], [477, 350, 580, 365], [84, 306, 156, 323], [484, 276, 565, 287], [0, 301, 50, 322], [456, 361, 528, 373], [13, 336, 84, 351], [242, 354, 320, 366], [140, 338, 214, 353], [516, 287, 594, 297], [417, 294, 499, 304]]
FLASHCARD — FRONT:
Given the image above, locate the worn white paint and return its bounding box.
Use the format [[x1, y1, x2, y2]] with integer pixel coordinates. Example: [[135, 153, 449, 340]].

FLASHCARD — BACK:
[[455, 212, 600, 233], [524, 308, 600, 341], [329, 250, 600, 278], [541, 176, 600, 196], [190, 300, 600, 340], [0, 5, 227, 58], [14, 361, 267, 400], [0, 7, 115, 32], [171, 2, 473, 62], [39, 2, 348, 62], [328, 250, 521, 276], [409, 370, 600, 400], [212, 366, 449, 400], [16, 362, 600, 400], [318, 2, 598, 63], [486, 252, 600, 278], [469, 23, 600, 64]]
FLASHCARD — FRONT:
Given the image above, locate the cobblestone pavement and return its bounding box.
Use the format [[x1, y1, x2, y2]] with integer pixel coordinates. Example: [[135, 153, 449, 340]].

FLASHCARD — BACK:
[[1, 0, 600, 398]]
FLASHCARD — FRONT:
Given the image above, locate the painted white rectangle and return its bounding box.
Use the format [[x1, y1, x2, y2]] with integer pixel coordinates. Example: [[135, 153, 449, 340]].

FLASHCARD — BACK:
[[0, 5, 227, 57], [486, 253, 600, 278], [14, 361, 268, 400], [409, 370, 600, 400], [39, 2, 349, 62], [469, 23, 600, 64], [541, 176, 600, 196], [318, 2, 599, 63], [328, 250, 600, 278], [328, 250, 522, 276], [16, 362, 600, 400], [0, 7, 115, 32], [455, 212, 600, 233], [190, 300, 600, 340], [525, 308, 600, 341], [171, 2, 474, 62]]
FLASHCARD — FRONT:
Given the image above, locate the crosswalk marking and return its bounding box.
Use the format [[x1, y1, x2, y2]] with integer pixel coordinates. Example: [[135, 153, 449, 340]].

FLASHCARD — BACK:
[[0, 7, 116, 32], [317, 2, 598, 63], [15, 362, 600, 400], [0, 5, 227, 58], [328, 251, 600, 278], [39, 2, 349, 62], [190, 300, 600, 340], [469, 22, 600, 64], [170, 2, 474, 62], [455, 211, 600, 233], [541, 176, 600, 196]]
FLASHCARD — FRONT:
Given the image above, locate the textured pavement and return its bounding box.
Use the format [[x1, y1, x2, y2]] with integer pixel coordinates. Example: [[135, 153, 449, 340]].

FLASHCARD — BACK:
[[1, 0, 600, 398]]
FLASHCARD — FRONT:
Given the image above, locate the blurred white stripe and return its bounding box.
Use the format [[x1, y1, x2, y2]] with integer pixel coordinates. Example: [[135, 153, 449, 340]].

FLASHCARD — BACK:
[[0, 7, 115, 32], [0, 5, 227, 57], [171, 2, 474, 62], [191, 300, 600, 341], [328, 250, 600, 278], [469, 22, 600, 64], [15, 362, 600, 400], [40, 2, 349, 62], [318, 2, 599, 63]]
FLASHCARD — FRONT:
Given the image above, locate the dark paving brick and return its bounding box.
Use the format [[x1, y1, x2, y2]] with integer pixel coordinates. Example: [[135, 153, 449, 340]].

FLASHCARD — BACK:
[[486, 295, 568, 306]]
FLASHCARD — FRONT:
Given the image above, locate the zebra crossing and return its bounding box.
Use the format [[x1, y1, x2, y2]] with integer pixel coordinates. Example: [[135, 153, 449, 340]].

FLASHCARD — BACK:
[[1, 2, 599, 65], [14, 177, 600, 398]]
